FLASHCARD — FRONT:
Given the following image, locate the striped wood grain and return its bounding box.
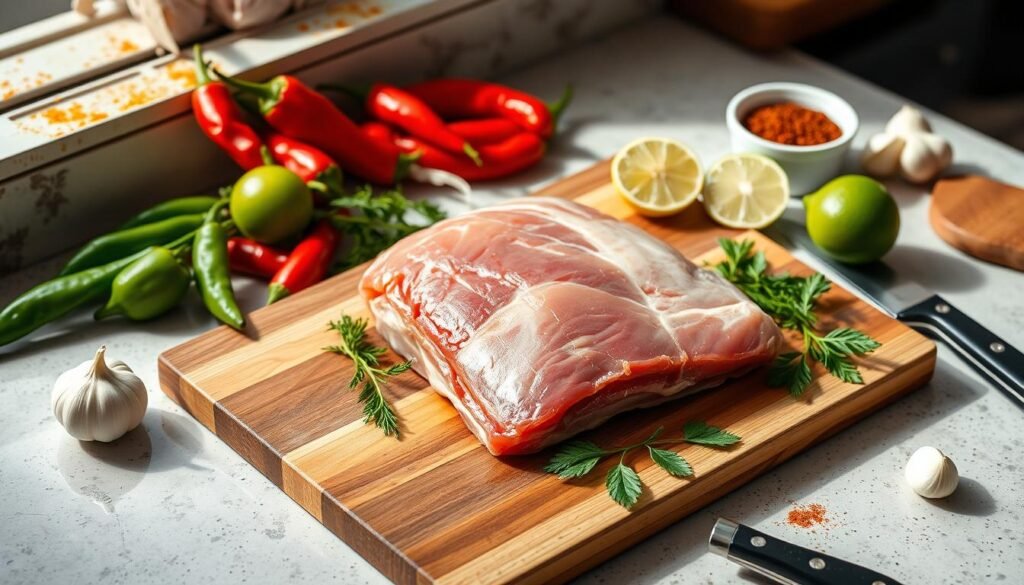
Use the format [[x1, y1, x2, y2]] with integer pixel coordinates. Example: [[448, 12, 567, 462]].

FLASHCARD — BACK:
[[158, 161, 937, 585]]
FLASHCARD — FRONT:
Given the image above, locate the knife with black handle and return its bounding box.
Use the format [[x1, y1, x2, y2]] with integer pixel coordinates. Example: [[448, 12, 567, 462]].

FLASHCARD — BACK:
[[765, 221, 1024, 408], [709, 518, 904, 585]]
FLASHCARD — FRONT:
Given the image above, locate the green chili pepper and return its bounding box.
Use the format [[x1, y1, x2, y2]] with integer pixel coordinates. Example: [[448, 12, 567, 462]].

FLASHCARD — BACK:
[[0, 248, 151, 347], [61, 213, 205, 276], [95, 247, 191, 321], [193, 203, 244, 330], [118, 195, 219, 230]]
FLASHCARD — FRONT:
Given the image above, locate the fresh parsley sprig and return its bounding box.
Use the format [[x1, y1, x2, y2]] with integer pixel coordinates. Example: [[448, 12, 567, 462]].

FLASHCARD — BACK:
[[544, 421, 740, 509], [324, 314, 410, 437], [713, 238, 881, 396], [327, 186, 446, 271]]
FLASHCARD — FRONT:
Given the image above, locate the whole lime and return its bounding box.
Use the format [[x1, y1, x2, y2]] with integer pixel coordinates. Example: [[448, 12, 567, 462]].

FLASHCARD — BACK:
[[804, 175, 899, 264], [230, 166, 313, 244]]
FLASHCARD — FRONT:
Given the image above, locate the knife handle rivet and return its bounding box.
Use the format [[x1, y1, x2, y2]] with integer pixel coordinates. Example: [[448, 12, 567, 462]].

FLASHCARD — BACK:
[[990, 341, 1005, 353], [935, 303, 951, 314], [873, 581, 888, 585], [750, 536, 766, 547], [809, 557, 826, 570]]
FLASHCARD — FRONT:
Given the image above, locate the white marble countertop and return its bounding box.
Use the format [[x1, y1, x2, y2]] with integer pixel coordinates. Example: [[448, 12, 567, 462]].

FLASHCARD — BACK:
[[2, 14, 1023, 585]]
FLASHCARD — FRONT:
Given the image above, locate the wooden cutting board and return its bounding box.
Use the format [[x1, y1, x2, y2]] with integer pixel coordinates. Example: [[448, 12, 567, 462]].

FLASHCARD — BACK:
[[158, 161, 936, 585], [930, 175, 1024, 271]]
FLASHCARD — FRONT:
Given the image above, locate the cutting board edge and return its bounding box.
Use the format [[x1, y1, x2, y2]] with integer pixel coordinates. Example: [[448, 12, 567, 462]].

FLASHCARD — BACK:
[[430, 344, 937, 585]]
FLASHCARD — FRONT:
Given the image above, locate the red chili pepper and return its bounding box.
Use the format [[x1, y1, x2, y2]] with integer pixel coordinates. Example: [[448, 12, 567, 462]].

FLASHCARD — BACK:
[[266, 133, 343, 202], [191, 45, 265, 169], [447, 118, 521, 145], [214, 63, 416, 185], [352, 83, 481, 165], [390, 130, 545, 182], [266, 220, 338, 304], [404, 80, 572, 140], [227, 237, 288, 279]]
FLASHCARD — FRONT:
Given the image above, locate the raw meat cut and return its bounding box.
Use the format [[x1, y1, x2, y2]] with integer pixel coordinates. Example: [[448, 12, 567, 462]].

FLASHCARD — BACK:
[[360, 198, 782, 455]]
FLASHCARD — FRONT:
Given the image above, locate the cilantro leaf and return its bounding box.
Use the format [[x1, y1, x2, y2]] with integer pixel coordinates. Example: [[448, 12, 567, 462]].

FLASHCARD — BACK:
[[683, 421, 741, 447], [767, 351, 813, 397], [606, 463, 642, 509], [648, 447, 693, 477], [543, 440, 606, 479]]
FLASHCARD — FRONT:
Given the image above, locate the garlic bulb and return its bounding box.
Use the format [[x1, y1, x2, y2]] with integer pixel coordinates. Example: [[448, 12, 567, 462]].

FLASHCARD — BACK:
[[905, 446, 959, 499], [52, 347, 148, 442], [861, 105, 952, 184], [210, 0, 291, 30]]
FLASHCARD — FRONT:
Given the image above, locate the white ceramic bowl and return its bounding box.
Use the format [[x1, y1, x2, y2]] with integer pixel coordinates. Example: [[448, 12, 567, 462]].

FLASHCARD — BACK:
[[726, 82, 859, 195]]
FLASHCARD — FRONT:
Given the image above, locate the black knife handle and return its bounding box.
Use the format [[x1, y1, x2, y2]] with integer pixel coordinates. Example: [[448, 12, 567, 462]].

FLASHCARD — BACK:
[[710, 519, 904, 585], [898, 294, 1024, 408]]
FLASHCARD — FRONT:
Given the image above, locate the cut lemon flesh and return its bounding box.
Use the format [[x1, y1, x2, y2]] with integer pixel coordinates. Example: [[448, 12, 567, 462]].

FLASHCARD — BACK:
[[612, 138, 703, 217], [702, 154, 789, 229]]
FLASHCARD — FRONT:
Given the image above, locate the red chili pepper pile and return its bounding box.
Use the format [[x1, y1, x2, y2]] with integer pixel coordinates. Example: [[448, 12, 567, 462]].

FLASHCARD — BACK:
[[189, 43, 571, 304]]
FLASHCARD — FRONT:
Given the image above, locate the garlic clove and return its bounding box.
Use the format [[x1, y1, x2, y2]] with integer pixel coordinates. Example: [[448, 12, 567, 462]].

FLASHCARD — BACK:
[[919, 132, 953, 170], [885, 105, 932, 136], [898, 133, 943, 184], [861, 132, 904, 178], [52, 346, 148, 443], [905, 446, 959, 499]]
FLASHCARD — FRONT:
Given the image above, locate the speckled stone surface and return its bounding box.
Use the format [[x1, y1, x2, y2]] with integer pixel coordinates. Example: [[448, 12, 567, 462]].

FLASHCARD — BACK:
[[2, 15, 1022, 585]]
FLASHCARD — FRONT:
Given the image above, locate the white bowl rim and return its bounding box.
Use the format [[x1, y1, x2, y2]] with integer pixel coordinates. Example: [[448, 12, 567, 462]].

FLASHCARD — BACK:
[[726, 82, 859, 154]]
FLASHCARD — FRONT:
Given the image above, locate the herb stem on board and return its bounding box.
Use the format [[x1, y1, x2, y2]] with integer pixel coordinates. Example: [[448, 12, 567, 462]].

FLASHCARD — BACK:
[[712, 238, 881, 397], [324, 314, 411, 437], [544, 421, 740, 509]]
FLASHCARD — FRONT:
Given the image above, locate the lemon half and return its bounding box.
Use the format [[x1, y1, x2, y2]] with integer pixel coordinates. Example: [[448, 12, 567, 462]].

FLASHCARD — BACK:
[[612, 137, 703, 217], [702, 153, 789, 229]]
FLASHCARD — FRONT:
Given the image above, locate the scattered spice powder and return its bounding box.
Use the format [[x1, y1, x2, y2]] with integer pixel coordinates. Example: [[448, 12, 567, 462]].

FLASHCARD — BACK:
[[297, 22, 310, 32], [743, 102, 842, 146], [40, 103, 108, 125], [165, 61, 197, 87], [118, 39, 139, 53], [786, 502, 829, 529], [334, 18, 349, 28]]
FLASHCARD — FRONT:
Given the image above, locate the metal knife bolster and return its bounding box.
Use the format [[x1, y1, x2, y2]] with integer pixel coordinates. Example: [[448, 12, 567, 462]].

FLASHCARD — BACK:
[[709, 519, 905, 585]]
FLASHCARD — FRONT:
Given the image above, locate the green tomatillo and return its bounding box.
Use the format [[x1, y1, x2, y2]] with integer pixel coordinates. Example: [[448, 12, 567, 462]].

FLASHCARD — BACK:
[[230, 165, 313, 244], [95, 247, 191, 321]]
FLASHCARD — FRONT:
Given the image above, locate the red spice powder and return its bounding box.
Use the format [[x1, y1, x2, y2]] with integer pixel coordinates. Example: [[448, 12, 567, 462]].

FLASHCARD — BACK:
[[744, 102, 841, 146], [786, 503, 829, 528]]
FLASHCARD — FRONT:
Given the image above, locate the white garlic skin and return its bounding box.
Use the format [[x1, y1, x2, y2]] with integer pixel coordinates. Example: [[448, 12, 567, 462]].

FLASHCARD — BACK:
[[861, 105, 953, 183], [52, 347, 148, 442], [905, 446, 959, 499]]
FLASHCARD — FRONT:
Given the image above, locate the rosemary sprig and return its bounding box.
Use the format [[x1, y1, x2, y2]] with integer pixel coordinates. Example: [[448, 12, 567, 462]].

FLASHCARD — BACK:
[[544, 421, 740, 509], [324, 314, 410, 437], [327, 186, 446, 271], [713, 238, 881, 396]]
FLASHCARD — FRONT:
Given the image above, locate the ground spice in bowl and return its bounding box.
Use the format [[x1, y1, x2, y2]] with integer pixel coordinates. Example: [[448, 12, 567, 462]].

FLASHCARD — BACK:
[[743, 102, 842, 146]]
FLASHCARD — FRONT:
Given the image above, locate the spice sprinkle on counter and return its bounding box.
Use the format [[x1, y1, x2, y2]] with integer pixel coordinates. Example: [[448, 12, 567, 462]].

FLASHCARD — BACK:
[[744, 102, 842, 146], [786, 502, 829, 529]]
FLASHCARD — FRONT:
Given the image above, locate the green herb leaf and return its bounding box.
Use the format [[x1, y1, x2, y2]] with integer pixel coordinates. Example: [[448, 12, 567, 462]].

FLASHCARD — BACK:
[[767, 351, 813, 396], [819, 327, 882, 356], [324, 314, 406, 437], [543, 440, 607, 479], [683, 421, 741, 447], [648, 447, 693, 477], [606, 462, 642, 509]]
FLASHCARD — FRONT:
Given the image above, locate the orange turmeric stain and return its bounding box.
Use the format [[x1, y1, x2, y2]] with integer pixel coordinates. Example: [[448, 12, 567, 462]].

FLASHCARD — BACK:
[[297, 22, 310, 32], [334, 18, 349, 28], [118, 39, 139, 53], [40, 103, 108, 125], [118, 88, 158, 111], [165, 61, 197, 88], [2, 89, 16, 100]]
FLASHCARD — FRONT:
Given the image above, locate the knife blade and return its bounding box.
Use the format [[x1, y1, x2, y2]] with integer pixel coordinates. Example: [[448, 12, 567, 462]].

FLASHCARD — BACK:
[[764, 219, 1024, 407], [709, 518, 904, 585]]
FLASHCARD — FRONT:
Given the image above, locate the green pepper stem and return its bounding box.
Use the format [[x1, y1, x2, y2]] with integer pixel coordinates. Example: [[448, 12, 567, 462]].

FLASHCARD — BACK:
[[204, 199, 230, 224], [214, 68, 284, 115], [548, 84, 574, 127], [193, 44, 212, 87], [260, 145, 275, 166]]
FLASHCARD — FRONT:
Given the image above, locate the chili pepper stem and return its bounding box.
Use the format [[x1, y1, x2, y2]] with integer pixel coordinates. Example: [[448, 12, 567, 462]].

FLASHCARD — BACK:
[[463, 143, 482, 166], [259, 145, 275, 166], [193, 44, 213, 86], [213, 68, 284, 115], [548, 84, 574, 128], [266, 283, 290, 305]]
